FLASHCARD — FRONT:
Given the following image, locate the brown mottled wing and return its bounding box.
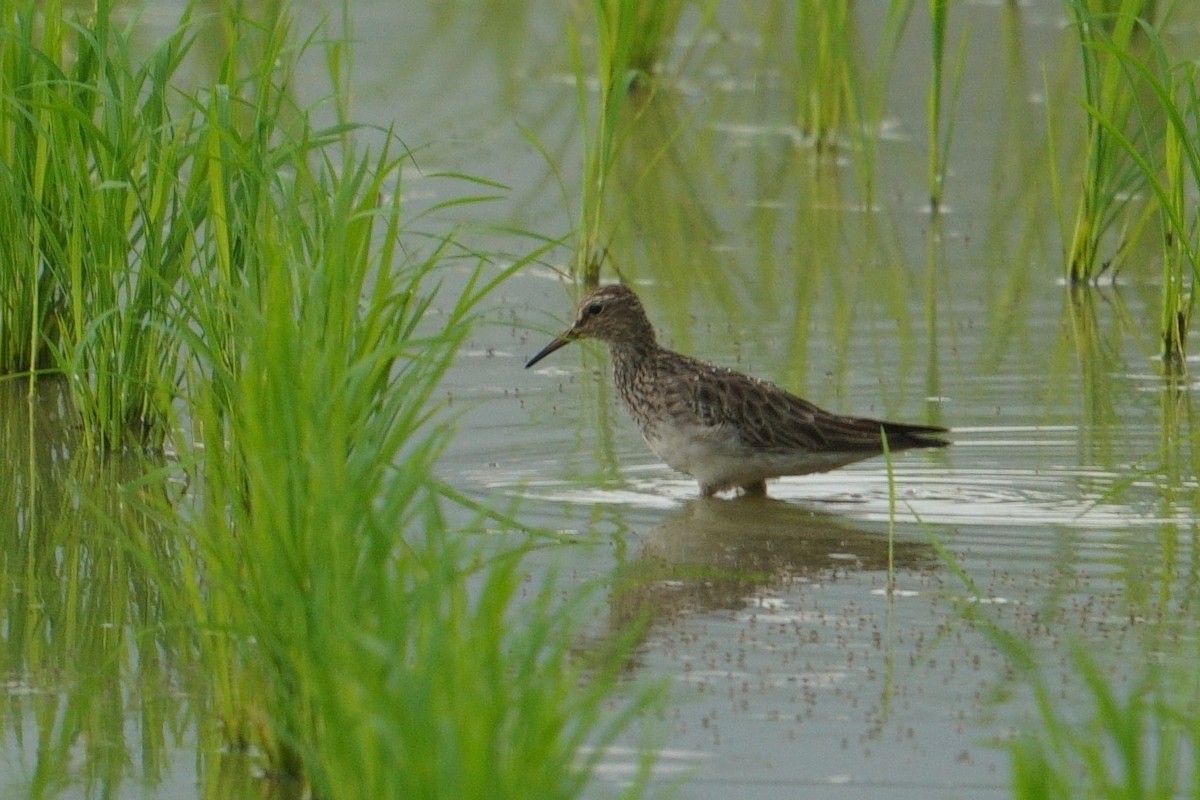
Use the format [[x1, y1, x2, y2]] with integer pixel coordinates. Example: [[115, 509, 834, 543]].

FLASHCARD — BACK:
[[677, 357, 946, 453]]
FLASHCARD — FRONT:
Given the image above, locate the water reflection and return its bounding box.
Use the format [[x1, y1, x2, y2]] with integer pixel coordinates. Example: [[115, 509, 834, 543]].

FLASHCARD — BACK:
[[11, 0, 1200, 797], [611, 497, 935, 638], [0, 380, 266, 798]]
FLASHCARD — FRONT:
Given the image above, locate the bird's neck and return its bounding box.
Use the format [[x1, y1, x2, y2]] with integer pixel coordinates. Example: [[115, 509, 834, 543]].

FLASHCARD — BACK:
[[607, 336, 660, 421], [608, 335, 658, 372]]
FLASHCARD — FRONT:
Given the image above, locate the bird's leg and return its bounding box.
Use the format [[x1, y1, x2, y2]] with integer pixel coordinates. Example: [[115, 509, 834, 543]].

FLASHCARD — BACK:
[[738, 480, 767, 497]]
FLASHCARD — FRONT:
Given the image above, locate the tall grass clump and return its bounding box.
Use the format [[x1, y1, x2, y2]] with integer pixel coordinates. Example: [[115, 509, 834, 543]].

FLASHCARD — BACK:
[[0, 0, 662, 794], [925, 0, 967, 212], [611, 0, 690, 82], [570, 0, 640, 284], [790, 1, 919, 200], [1156, 76, 1195, 365], [795, 1, 860, 151], [164, 6, 659, 797], [0, 0, 201, 449], [1082, 20, 1200, 364], [1062, 0, 1159, 282], [569, 0, 709, 284], [183, 133, 657, 797]]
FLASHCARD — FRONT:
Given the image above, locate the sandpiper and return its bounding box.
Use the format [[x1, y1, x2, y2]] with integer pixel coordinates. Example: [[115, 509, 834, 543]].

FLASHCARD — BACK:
[[525, 284, 948, 498]]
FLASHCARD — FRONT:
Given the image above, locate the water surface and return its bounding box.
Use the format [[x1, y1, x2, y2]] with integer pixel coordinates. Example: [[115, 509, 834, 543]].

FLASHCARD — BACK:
[[5, 1, 1200, 797]]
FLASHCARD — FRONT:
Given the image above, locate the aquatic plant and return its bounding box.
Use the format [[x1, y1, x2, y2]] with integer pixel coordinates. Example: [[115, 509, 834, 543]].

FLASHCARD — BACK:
[[570, 0, 715, 284], [1070, 7, 1199, 362], [791, 0, 962, 203], [1108, 42, 1198, 365], [791, 0, 922, 200], [182, 209, 654, 795], [609, 0, 689, 82], [795, 0, 860, 151], [921, 521, 1200, 800], [175, 5, 662, 796], [571, 0, 651, 285], [0, 0, 201, 449], [925, 0, 967, 212], [0, 0, 662, 794], [571, 0, 631, 284], [1006, 640, 1196, 800], [1062, 0, 1159, 282]]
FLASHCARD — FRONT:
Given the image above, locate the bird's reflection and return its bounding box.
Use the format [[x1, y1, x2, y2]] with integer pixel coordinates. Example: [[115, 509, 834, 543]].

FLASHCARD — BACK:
[[608, 497, 937, 656]]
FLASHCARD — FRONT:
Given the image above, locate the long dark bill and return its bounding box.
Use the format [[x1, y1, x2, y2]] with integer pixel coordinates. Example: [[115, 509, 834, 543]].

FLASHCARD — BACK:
[[525, 333, 574, 368]]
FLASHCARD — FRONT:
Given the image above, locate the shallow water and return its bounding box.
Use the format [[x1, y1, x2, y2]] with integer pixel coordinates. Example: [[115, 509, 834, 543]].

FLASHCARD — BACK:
[[424, 1, 1200, 796], [5, 0, 1200, 797], [448, 279, 1191, 797]]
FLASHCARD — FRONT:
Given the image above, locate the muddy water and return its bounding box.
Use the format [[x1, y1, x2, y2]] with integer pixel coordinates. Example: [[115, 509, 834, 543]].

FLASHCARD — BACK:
[[4, 0, 1200, 798]]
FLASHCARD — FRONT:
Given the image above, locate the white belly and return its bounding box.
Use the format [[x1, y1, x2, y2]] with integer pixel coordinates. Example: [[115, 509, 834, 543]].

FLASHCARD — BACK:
[[643, 419, 867, 492]]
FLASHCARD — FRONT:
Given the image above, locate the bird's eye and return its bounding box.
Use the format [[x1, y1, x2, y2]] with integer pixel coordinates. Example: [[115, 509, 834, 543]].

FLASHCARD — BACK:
[[586, 303, 603, 316]]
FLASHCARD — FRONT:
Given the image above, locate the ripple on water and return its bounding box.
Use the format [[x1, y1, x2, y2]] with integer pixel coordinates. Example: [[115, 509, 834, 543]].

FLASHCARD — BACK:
[[483, 429, 1174, 529], [472, 423, 1194, 597]]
